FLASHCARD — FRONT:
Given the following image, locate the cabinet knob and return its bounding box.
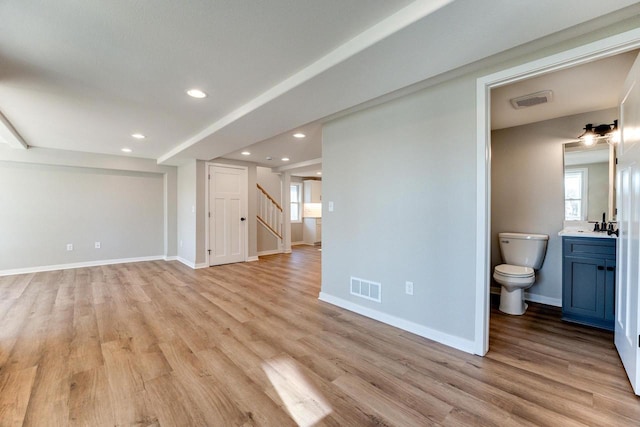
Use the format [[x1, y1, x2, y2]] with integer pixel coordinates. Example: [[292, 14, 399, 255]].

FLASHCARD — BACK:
[[597, 266, 605, 270], [606, 266, 615, 271]]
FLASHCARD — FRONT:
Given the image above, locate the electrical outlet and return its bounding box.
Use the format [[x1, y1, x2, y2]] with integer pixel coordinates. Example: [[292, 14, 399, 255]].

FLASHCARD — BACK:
[[405, 281, 414, 295], [328, 201, 334, 212], [66, 243, 73, 251], [94, 242, 101, 249]]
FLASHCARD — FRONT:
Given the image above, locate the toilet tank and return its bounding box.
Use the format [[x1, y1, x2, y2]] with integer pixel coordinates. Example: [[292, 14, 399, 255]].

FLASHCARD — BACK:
[[498, 232, 549, 269]]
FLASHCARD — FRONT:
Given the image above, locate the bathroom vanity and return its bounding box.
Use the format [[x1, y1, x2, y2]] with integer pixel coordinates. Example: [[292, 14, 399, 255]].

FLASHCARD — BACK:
[[560, 232, 616, 331]]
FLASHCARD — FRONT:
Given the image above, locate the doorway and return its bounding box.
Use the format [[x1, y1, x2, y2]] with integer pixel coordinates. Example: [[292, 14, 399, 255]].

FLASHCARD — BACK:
[[475, 29, 640, 358], [207, 164, 248, 266]]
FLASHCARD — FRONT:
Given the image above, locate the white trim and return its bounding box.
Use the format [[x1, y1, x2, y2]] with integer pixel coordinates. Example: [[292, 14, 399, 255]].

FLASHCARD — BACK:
[[290, 182, 303, 224], [247, 256, 259, 262], [475, 27, 640, 356], [291, 241, 306, 246], [164, 256, 178, 261], [177, 257, 196, 268], [257, 249, 283, 256], [0, 255, 165, 276], [177, 257, 210, 269], [564, 167, 589, 221], [525, 292, 562, 308], [0, 111, 28, 149], [157, 0, 453, 164], [319, 292, 475, 354], [490, 287, 562, 307]]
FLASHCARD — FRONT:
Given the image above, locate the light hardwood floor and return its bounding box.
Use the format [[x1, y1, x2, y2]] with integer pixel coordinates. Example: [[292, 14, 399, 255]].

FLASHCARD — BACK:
[[1, 245, 639, 426]]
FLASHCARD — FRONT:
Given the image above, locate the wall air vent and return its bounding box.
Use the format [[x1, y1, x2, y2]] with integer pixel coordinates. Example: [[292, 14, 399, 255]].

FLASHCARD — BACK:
[[510, 90, 553, 109], [350, 276, 381, 303]]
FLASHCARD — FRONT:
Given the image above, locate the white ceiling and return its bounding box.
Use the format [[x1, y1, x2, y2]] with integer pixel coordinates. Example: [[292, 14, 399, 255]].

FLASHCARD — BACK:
[[1, 1, 638, 167], [491, 50, 639, 130]]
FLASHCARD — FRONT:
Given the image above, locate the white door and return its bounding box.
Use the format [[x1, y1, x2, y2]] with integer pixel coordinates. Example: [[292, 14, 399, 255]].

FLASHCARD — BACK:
[[208, 165, 247, 266], [615, 52, 640, 395]]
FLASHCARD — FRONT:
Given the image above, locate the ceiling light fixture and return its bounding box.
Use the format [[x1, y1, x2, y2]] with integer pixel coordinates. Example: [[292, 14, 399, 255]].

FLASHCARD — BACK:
[[241, 151, 251, 156], [578, 120, 618, 146], [281, 157, 290, 162], [121, 148, 132, 153], [131, 133, 145, 139], [293, 133, 306, 139], [186, 89, 207, 99]]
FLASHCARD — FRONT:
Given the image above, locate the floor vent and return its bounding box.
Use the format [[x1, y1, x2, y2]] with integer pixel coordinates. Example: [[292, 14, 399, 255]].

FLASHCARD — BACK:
[[350, 277, 381, 302]]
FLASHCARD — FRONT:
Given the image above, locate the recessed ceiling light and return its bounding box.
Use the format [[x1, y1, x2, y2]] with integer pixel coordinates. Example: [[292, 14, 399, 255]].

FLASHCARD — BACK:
[[316, 172, 322, 175], [186, 89, 207, 99], [266, 156, 273, 161], [293, 133, 306, 138], [241, 151, 251, 156], [131, 133, 145, 139], [281, 157, 290, 162], [121, 148, 132, 153]]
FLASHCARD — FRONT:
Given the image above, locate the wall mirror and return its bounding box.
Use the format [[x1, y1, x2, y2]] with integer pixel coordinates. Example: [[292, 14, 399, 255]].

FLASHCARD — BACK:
[[564, 141, 616, 222]]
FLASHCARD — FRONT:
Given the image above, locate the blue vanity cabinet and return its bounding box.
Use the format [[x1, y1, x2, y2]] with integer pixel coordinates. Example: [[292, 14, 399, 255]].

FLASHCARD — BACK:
[[562, 237, 616, 331]]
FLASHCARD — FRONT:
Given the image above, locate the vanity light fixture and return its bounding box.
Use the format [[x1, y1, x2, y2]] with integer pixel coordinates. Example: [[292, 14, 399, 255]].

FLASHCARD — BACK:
[[578, 120, 618, 146], [186, 89, 207, 99]]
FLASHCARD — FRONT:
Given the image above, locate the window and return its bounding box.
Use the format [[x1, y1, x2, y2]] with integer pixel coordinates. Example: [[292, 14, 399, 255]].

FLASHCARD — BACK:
[[290, 183, 302, 223], [565, 168, 588, 220]]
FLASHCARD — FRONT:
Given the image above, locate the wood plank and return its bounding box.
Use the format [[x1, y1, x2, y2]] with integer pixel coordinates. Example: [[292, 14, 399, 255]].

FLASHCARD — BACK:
[[0, 246, 638, 425]]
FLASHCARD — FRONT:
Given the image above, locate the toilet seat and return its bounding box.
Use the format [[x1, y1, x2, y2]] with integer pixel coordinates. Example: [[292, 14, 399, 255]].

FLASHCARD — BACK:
[[494, 264, 534, 278]]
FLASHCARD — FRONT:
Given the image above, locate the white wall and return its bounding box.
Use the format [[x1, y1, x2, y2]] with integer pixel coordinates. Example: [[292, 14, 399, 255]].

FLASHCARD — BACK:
[[322, 74, 477, 342], [491, 108, 616, 303], [177, 160, 197, 265], [0, 161, 164, 271], [320, 17, 640, 351]]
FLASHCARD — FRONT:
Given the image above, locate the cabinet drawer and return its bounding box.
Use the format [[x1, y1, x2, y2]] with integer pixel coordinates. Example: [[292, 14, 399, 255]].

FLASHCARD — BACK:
[[563, 237, 616, 259]]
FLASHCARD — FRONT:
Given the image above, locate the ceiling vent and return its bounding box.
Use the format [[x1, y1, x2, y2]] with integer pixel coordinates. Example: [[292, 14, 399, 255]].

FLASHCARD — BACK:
[[510, 90, 553, 109]]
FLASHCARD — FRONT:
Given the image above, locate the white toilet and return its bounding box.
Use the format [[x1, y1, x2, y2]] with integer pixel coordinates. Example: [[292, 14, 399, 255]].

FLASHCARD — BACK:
[[493, 232, 549, 315]]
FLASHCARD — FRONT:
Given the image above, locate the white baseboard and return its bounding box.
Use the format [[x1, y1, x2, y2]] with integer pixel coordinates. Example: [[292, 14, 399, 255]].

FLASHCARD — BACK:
[[247, 256, 259, 262], [257, 249, 282, 257], [318, 292, 475, 354], [176, 258, 209, 269], [291, 241, 305, 246], [0, 255, 166, 277], [164, 256, 178, 261], [177, 257, 195, 268], [490, 287, 562, 307], [524, 292, 562, 307]]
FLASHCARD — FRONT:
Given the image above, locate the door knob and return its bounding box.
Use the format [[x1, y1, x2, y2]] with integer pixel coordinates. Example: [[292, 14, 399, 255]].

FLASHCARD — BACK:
[[240, 217, 246, 221]]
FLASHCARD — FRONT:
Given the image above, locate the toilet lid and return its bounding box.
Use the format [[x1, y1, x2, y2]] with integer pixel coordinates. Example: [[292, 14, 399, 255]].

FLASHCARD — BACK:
[[495, 264, 534, 277]]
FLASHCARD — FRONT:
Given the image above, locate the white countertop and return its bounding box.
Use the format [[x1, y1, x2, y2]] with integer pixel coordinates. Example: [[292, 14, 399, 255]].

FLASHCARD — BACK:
[[558, 229, 616, 239]]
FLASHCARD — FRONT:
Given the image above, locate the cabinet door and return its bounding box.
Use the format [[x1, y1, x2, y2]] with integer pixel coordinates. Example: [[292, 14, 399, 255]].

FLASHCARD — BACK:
[[605, 258, 616, 323], [563, 256, 606, 319], [304, 181, 322, 203]]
